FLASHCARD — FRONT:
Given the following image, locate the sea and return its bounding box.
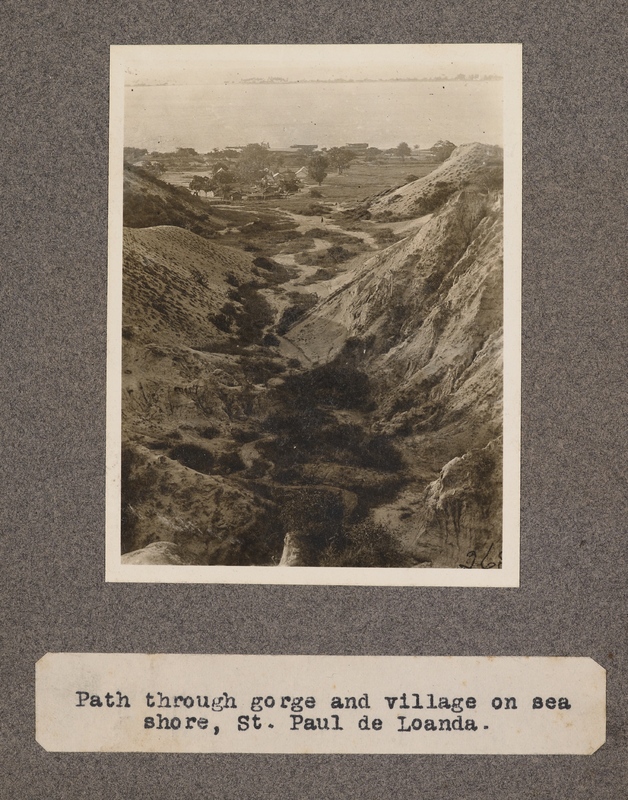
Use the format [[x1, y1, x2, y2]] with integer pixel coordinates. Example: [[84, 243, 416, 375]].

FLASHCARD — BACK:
[[124, 80, 503, 153]]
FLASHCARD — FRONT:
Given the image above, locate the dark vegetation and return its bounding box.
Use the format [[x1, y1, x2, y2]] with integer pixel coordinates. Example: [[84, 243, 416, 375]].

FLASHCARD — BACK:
[[296, 244, 360, 269], [124, 186, 218, 239], [260, 339, 405, 492], [371, 227, 402, 245], [410, 180, 456, 215], [276, 292, 318, 335], [278, 361, 373, 411], [122, 148, 475, 567], [300, 202, 334, 217], [209, 280, 274, 345], [120, 446, 159, 554], [321, 520, 414, 567], [124, 164, 276, 240], [169, 443, 215, 474], [301, 267, 338, 283], [198, 425, 220, 439], [463, 163, 503, 191]]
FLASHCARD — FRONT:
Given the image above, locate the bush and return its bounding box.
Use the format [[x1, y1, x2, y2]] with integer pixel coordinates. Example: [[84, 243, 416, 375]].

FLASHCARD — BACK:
[[372, 227, 400, 245], [321, 520, 413, 567], [297, 245, 354, 268], [169, 444, 215, 474], [210, 312, 233, 333], [253, 256, 278, 271], [235, 283, 274, 345], [241, 357, 285, 384], [413, 180, 455, 215], [231, 428, 260, 443], [216, 451, 246, 474], [198, 425, 220, 440], [280, 363, 372, 411], [361, 435, 405, 472], [302, 203, 332, 217], [120, 446, 160, 553]]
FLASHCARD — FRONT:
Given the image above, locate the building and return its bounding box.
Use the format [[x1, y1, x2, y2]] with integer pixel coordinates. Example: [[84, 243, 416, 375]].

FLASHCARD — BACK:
[[290, 145, 318, 154]]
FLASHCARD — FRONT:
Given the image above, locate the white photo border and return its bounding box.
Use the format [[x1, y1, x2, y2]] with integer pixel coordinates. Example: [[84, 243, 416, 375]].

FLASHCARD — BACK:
[[106, 43, 522, 586]]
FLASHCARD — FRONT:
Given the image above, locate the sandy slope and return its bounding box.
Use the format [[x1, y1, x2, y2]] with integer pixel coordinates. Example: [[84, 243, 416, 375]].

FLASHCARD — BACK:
[[368, 142, 503, 220], [123, 226, 253, 347], [285, 179, 504, 565], [120, 144, 506, 568]]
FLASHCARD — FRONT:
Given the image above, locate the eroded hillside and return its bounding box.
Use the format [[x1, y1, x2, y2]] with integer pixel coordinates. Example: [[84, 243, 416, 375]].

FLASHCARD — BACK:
[[120, 145, 504, 569]]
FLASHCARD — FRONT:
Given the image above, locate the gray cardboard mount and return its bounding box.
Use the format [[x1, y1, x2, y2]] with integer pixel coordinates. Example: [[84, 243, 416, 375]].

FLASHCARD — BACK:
[[2, 2, 627, 798]]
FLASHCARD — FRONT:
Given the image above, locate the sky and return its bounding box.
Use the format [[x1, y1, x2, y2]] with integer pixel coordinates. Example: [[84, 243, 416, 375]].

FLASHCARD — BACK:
[[121, 44, 509, 86]]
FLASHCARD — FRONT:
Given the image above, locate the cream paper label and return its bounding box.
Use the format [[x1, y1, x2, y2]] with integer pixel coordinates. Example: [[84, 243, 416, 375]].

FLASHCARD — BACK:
[[36, 654, 604, 754]]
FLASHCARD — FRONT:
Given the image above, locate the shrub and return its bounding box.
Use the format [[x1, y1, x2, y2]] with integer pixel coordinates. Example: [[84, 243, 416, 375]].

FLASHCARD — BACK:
[[231, 428, 260, 443], [169, 444, 215, 474], [280, 363, 372, 411], [302, 203, 332, 217], [413, 180, 455, 215], [276, 305, 306, 335], [241, 357, 285, 384], [120, 446, 160, 553], [216, 451, 246, 474], [210, 312, 233, 333], [253, 256, 277, 271], [361, 435, 405, 472], [297, 245, 354, 268], [321, 520, 413, 567], [198, 425, 220, 440], [372, 227, 400, 245], [234, 283, 274, 345]]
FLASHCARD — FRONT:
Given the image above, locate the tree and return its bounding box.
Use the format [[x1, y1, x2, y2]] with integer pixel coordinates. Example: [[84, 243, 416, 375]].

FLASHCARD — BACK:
[[214, 168, 235, 198], [364, 147, 382, 163], [189, 176, 214, 196], [272, 153, 286, 169], [144, 161, 165, 176], [308, 154, 329, 186], [430, 140, 456, 162], [396, 142, 412, 162], [237, 143, 271, 185], [123, 147, 148, 163], [327, 147, 356, 174], [189, 175, 209, 195], [278, 171, 300, 194]]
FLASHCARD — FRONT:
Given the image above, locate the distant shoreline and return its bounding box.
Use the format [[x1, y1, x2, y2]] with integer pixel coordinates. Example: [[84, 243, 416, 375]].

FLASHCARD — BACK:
[[128, 76, 503, 88]]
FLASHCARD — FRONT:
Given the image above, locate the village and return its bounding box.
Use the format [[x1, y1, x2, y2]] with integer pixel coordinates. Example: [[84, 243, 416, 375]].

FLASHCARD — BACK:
[[123, 140, 456, 202]]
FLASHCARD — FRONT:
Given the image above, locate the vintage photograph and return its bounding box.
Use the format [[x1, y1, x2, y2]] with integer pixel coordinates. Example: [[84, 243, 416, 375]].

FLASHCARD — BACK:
[[106, 44, 521, 584]]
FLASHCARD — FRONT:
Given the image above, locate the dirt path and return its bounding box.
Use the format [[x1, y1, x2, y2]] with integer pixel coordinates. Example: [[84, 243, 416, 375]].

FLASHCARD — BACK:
[[276, 334, 313, 365], [277, 209, 380, 250]]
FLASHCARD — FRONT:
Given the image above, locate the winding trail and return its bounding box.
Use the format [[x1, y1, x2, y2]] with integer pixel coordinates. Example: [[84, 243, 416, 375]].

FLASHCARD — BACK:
[[276, 208, 381, 250], [276, 333, 313, 365]]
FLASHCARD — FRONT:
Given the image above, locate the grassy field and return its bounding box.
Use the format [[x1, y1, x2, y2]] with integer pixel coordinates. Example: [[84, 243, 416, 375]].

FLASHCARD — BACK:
[[162, 160, 437, 214], [277, 161, 436, 210]]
